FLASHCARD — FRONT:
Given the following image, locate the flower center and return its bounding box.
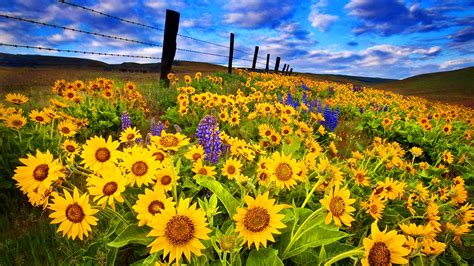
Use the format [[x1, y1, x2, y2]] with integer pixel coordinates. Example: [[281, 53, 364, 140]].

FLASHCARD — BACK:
[[160, 135, 179, 148], [198, 168, 208, 175], [165, 215, 195, 246], [131, 161, 148, 176], [66, 145, 76, 152], [227, 165, 236, 175], [95, 147, 111, 162], [368, 242, 391, 266], [370, 204, 378, 214], [67, 92, 74, 98], [243, 206, 270, 232], [192, 153, 202, 161], [258, 172, 268, 181], [35, 116, 44, 122], [61, 127, 70, 134], [102, 181, 118, 196], [127, 133, 135, 140], [148, 200, 165, 215], [161, 175, 172, 185], [65, 203, 85, 223], [329, 196, 345, 217], [12, 119, 23, 127], [275, 163, 292, 181], [153, 151, 165, 162], [33, 164, 49, 181]]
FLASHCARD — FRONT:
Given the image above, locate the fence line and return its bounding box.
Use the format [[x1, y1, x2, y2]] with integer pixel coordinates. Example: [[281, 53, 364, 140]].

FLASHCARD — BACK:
[[0, 43, 162, 60]]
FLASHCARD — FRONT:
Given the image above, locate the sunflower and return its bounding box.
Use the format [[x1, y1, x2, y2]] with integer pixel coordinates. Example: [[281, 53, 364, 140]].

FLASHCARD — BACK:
[[410, 146, 423, 157], [442, 150, 453, 164], [62, 88, 78, 101], [5, 93, 28, 105], [184, 145, 206, 162], [5, 114, 27, 129], [221, 157, 243, 180], [320, 185, 356, 227], [352, 167, 370, 186], [267, 151, 301, 189], [13, 150, 65, 196], [87, 166, 127, 210], [121, 146, 160, 187], [29, 110, 51, 125], [281, 125, 293, 136], [148, 198, 211, 264], [362, 222, 410, 266], [80, 135, 121, 172], [228, 113, 240, 127], [154, 160, 178, 192], [133, 187, 175, 226], [192, 160, 216, 178], [62, 139, 81, 158], [57, 120, 78, 137], [120, 127, 142, 143], [362, 196, 385, 221], [151, 131, 190, 152], [149, 146, 167, 163], [233, 192, 287, 250], [48, 188, 98, 240], [442, 124, 452, 135], [218, 108, 229, 122], [50, 98, 69, 108]]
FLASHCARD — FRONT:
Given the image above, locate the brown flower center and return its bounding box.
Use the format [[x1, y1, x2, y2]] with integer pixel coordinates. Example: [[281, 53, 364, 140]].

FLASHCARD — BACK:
[[67, 92, 74, 99], [61, 127, 71, 134], [329, 196, 345, 217], [275, 163, 292, 181], [95, 147, 111, 162], [65, 203, 85, 223], [12, 119, 23, 127], [368, 242, 391, 266], [131, 161, 148, 176], [198, 168, 208, 175], [127, 133, 135, 140], [258, 172, 268, 181], [160, 135, 179, 148], [35, 116, 44, 122], [192, 153, 202, 161], [165, 215, 195, 246], [33, 164, 49, 181], [243, 206, 270, 232], [227, 165, 236, 175], [148, 200, 165, 215], [161, 175, 172, 185], [102, 181, 118, 196], [153, 151, 165, 162], [66, 145, 76, 153]]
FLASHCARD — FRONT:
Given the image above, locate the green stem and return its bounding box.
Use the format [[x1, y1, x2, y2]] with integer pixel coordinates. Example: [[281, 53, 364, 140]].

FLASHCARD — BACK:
[[398, 215, 424, 224], [300, 174, 323, 209], [323, 248, 364, 266]]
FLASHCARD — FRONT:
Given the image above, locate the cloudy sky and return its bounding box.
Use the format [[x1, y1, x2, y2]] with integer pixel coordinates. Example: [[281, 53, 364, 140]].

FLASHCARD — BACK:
[[0, 0, 473, 79]]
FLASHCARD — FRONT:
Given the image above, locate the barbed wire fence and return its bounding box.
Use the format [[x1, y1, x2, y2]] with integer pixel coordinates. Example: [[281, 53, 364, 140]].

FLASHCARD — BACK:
[[0, 0, 294, 85]]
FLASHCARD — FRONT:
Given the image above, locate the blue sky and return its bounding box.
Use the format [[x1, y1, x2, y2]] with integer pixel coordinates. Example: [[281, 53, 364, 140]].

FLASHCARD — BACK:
[[0, 0, 473, 79]]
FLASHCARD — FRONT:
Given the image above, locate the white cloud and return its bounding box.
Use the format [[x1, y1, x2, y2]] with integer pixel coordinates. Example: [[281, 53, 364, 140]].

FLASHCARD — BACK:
[[308, 0, 338, 32], [439, 58, 474, 69]]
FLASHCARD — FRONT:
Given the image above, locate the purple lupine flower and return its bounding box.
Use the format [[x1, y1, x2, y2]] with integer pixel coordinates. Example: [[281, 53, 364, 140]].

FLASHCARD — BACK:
[[360, 107, 364, 114], [353, 85, 363, 92], [302, 83, 309, 91], [121, 111, 131, 131], [150, 119, 165, 137], [196, 115, 222, 164], [321, 106, 340, 131], [328, 86, 335, 95]]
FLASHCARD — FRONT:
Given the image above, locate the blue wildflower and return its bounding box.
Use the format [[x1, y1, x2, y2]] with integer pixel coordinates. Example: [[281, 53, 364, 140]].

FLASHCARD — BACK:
[[196, 115, 222, 164]]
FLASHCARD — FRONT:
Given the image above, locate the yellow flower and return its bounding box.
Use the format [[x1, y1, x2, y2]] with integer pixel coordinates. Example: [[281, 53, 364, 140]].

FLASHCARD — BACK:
[[184, 75, 192, 84], [133, 187, 174, 226], [148, 198, 211, 264], [121, 146, 160, 187], [362, 196, 385, 221], [353, 167, 370, 186], [362, 222, 410, 266], [29, 110, 51, 125], [57, 120, 78, 137], [5, 93, 28, 105], [154, 159, 178, 192], [48, 188, 98, 240], [457, 203, 474, 224], [151, 131, 190, 152], [233, 192, 287, 250], [320, 185, 356, 227], [442, 124, 452, 135], [442, 150, 454, 164], [62, 139, 81, 158], [221, 157, 243, 180], [13, 150, 64, 198], [410, 147, 423, 157], [228, 113, 240, 126], [87, 166, 127, 210], [184, 144, 206, 162], [192, 160, 216, 178], [120, 127, 142, 143], [421, 239, 446, 256], [80, 135, 121, 172], [5, 114, 27, 129], [267, 151, 301, 189]]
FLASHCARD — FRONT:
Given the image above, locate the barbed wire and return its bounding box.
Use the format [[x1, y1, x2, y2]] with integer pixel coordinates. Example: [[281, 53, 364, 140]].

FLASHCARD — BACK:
[[176, 47, 229, 58], [0, 14, 163, 47], [60, 0, 165, 32], [0, 43, 162, 59]]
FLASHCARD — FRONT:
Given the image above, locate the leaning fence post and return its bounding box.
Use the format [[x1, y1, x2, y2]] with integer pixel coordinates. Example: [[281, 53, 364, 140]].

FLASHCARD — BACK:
[[228, 33, 234, 74], [160, 9, 180, 86], [251, 46, 259, 71], [274, 57, 281, 73], [289, 68, 293, 76], [282, 64, 287, 74], [285, 65, 290, 75], [265, 54, 270, 72]]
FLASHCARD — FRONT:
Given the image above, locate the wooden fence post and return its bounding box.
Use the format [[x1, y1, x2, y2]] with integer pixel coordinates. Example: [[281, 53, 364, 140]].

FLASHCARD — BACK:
[[265, 54, 270, 72], [289, 68, 293, 76], [285, 65, 290, 75], [274, 57, 280, 73], [251, 46, 259, 71], [160, 9, 180, 86], [282, 64, 287, 74], [228, 33, 234, 74]]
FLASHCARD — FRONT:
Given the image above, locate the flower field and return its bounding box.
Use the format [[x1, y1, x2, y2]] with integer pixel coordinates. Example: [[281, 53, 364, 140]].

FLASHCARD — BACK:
[[0, 70, 473, 265]]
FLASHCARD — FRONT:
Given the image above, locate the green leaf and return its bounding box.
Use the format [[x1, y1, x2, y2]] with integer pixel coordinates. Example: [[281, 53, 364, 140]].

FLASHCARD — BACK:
[[285, 224, 350, 259], [246, 248, 283, 266], [282, 135, 301, 157], [107, 224, 152, 248], [195, 176, 240, 216]]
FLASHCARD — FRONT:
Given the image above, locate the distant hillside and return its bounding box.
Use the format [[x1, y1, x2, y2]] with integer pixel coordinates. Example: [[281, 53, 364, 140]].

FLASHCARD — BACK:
[[375, 67, 474, 106], [300, 73, 397, 85]]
